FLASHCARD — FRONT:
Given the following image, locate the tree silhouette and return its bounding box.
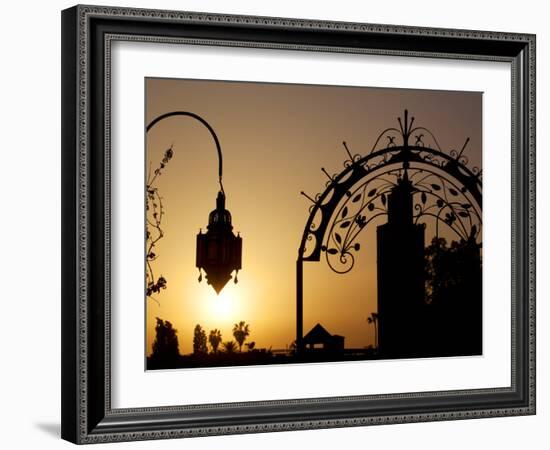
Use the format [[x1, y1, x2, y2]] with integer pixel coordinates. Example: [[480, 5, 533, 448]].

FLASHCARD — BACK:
[[222, 340, 237, 353], [232, 321, 250, 352], [193, 324, 208, 355], [425, 236, 481, 305], [150, 318, 180, 364], [245, 341, 256, 351], [146, 146, 174, 303], [208, 329, 222, 354], [367, 312, 379, 349], [424, 235, 482, 355]]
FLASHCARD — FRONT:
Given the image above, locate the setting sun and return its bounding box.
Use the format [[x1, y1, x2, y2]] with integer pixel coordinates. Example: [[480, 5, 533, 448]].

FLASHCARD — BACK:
[[201, 283, 242, 321]]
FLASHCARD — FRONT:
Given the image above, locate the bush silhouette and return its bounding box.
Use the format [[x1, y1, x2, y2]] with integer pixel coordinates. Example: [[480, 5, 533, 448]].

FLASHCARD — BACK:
[[222, 341, 237, 353]]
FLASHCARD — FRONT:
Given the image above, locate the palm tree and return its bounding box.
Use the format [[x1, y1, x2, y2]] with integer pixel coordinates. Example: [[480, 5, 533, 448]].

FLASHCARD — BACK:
[[222, 340, 237, 354], [232, 321, 250, 352], [367, 312, 379, 349], [208, 329, 222, 353]]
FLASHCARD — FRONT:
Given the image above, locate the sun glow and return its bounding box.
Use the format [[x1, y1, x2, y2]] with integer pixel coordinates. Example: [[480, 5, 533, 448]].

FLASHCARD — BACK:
[[194, 280, 247, 323], [207, 287, 237, 319]]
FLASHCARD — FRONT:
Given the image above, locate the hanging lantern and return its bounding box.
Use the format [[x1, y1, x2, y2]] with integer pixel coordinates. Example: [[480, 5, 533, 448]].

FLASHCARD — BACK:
[[146, 111, 243, 295], [196, 191, 242, 294]]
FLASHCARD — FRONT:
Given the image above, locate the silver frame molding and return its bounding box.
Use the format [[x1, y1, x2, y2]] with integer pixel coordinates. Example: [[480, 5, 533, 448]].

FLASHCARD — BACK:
[[61, 4, 536, 444]]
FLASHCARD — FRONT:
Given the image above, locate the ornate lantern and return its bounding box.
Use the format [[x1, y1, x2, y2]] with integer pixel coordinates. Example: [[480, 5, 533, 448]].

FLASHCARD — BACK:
[[196, 191, 242, 294]]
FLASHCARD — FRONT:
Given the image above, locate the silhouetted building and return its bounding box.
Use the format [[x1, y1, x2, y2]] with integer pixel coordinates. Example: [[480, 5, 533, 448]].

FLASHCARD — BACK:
[[376, 172, 425, 358], [303, 323, 345, 352]]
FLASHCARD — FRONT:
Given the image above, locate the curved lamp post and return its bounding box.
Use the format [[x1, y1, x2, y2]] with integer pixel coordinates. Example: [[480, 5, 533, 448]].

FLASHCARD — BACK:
[[146, 111, 242, 295]]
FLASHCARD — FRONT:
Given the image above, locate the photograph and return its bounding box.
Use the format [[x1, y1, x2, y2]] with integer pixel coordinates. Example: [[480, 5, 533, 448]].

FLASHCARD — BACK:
[[144, 78, 483, 370]]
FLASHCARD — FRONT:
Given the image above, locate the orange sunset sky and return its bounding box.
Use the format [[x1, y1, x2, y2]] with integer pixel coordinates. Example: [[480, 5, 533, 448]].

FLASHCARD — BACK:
[[145, 78, 482, 356]]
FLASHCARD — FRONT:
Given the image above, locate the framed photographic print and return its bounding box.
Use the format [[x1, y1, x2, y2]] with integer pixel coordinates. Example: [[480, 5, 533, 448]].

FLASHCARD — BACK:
[[61, 4, 536, 444]]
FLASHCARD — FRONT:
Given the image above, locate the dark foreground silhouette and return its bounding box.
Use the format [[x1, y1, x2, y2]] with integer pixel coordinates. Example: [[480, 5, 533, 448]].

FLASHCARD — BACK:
[[147, 346, 382, 370], [147, 299, 481, 370]]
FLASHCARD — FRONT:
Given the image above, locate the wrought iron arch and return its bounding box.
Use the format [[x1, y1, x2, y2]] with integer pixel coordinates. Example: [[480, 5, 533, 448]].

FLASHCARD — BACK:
[[296, 110, 482, 353]]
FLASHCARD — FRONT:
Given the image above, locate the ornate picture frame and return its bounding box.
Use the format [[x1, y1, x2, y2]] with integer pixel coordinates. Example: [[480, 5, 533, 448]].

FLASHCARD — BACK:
[[61, 5, 535, 444]]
